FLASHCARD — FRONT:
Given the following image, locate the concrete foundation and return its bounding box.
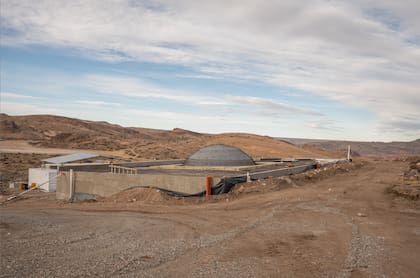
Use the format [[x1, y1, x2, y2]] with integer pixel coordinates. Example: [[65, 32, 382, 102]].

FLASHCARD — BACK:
[[56, 171, 220, 200], [54, 156, 335, 200]]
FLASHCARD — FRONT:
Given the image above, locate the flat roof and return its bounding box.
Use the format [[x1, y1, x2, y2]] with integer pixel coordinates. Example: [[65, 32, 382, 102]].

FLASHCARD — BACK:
[[42, 152, 99, 164]]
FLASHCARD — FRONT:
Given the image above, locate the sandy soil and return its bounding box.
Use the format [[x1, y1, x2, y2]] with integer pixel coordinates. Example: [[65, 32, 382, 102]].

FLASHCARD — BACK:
[[0, 140, 126, 157], [1, 159, 419, 277], [0, 140, 78, 154], [0, 152, 51, 192]]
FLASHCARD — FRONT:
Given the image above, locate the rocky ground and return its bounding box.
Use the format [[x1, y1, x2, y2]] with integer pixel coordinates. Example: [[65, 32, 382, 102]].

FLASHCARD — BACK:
[[0, 153, 50, 193], [387, 157, 420, 200], [1, 159, 419, 277]]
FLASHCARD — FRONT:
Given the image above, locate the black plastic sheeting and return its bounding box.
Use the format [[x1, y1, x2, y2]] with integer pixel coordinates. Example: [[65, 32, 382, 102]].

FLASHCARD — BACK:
[[127, 176, 247, 198]]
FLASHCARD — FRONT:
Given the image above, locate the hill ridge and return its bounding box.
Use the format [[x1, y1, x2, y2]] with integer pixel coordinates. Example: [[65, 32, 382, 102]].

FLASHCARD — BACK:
[[0, 114, 335, 159]]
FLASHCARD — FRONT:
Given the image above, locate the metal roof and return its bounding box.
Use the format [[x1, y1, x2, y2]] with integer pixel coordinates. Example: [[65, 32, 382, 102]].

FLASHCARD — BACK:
[[185, 144, 255, 167], [42, 152, 99, 164]]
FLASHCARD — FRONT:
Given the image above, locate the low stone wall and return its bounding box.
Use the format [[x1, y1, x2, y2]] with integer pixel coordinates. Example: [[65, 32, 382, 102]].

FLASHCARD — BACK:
[[56, 171, 218, 200]]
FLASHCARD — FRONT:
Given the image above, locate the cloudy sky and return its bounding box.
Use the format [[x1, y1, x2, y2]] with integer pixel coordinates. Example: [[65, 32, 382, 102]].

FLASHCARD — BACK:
[[1, 0, 419, 141]]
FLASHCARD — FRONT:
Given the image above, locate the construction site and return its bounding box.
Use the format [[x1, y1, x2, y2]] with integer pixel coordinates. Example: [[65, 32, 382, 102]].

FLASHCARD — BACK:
[[2, 0, 420, 275], [2, 144, 344, 201], [50, 144, 343, 201], [0, 115, 419, 277]]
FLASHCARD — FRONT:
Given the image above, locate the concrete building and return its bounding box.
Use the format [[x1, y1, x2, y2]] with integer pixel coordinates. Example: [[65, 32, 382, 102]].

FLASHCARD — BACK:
[[29, 152, 116, 192], [55, 145, 321, 200]]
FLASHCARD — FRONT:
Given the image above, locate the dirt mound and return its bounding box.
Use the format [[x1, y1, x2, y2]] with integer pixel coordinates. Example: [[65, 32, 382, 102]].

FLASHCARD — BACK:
[[102, 162, 360, 206], [105, 187, 171, 204], [388, 184, 420, 200], [388, 157, 420, 200], [228, 160, 365, 198]]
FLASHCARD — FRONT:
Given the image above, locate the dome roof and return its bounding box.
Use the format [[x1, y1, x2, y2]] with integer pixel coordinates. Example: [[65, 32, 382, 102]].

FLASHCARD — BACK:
[[185, 144, 255, 167]]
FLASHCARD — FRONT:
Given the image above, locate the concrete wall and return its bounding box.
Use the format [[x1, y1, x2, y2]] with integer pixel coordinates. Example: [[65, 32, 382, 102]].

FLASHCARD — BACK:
[[29, 168, 58, 192], [55, 161, 320, 200], [56, 171, 218, 200], [56, 174, 70, 200]]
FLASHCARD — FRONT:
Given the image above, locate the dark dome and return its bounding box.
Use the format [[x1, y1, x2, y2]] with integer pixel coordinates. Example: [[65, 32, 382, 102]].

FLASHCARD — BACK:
[[185, 144, 255, 167]]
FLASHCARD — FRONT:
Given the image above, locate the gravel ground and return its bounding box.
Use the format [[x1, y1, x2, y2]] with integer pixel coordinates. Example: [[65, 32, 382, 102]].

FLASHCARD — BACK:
[[1, 159, 420, 277]]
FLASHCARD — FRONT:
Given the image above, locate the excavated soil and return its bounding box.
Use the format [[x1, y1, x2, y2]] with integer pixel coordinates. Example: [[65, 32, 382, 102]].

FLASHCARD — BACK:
[[388, 184, 420, 200], [1, 159, 420, 277], [106, 188, 172, 204], [387, 157, 420, 200], [101, 161, 365, 206]]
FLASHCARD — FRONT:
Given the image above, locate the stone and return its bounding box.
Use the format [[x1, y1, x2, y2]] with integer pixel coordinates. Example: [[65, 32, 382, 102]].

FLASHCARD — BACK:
[[407, 169, 418, 177]]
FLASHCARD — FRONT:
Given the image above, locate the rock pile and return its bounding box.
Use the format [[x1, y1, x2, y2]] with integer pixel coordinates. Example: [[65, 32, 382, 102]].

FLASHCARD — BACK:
[[403, 160, 420, 181], [389, 158, 420, 200]]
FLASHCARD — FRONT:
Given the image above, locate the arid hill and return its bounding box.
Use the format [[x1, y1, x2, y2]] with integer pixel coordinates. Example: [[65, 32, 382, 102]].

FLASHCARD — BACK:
[[127, 133, 338, 160], [0, 114, 337, 159], [280, 137, 420, 157]]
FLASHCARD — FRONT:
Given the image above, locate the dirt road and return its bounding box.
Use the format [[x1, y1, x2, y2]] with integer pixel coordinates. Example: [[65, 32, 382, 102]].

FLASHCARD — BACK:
[[1, 160, 419, 277]]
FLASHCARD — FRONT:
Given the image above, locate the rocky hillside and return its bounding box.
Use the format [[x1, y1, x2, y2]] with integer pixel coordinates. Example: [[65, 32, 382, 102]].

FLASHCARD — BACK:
[[280, 137, 420, 157], [0, 113, 200, 151], [0, 114, 336, 159]]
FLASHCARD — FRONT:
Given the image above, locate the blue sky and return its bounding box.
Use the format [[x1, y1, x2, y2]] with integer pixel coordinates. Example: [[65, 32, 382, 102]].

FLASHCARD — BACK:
[[1, 0, 419, 141]]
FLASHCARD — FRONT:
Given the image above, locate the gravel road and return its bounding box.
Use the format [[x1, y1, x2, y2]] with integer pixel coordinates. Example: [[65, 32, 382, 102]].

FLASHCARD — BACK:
[[1, 160, 419, 277]]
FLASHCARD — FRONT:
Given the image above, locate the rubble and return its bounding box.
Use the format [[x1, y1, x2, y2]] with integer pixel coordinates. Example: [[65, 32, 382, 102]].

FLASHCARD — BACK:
[[388, 157, 420, 200]]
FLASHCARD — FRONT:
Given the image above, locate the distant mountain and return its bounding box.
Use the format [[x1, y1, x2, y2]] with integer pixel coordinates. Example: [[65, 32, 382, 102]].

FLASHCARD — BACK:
[[279, 137, 420, 157], [0, 114, 336, 159]]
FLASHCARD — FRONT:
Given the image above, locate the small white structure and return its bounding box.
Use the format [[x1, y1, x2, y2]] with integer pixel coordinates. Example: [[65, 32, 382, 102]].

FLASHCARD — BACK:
[[28, 168, 58, 192], [28, 153, 101, 192]]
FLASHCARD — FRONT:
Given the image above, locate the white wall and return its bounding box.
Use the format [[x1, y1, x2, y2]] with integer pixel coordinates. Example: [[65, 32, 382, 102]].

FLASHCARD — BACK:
[[29, 168, 58, 192]]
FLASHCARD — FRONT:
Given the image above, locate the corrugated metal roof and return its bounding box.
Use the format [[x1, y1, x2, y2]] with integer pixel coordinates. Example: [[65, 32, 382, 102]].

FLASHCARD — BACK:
[[42, 153, 99, 164]]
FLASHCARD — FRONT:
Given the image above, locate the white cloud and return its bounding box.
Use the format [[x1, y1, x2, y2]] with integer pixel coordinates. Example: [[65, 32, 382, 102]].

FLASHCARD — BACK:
[[225, 95, 322, 116], [0, 101, 62, 115], [75, 100, 122, 107], [1, 0, 420, 139], [306, 119, 342, 132], [82, 74, 227, 105], [1, 92, 40, 99], [82, 73, 321, 118]]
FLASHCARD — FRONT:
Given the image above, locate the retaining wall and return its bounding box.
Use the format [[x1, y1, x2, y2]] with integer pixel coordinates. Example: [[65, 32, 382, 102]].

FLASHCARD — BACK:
[[55, 161, 322, 200], [56, 171, 218, 200]]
